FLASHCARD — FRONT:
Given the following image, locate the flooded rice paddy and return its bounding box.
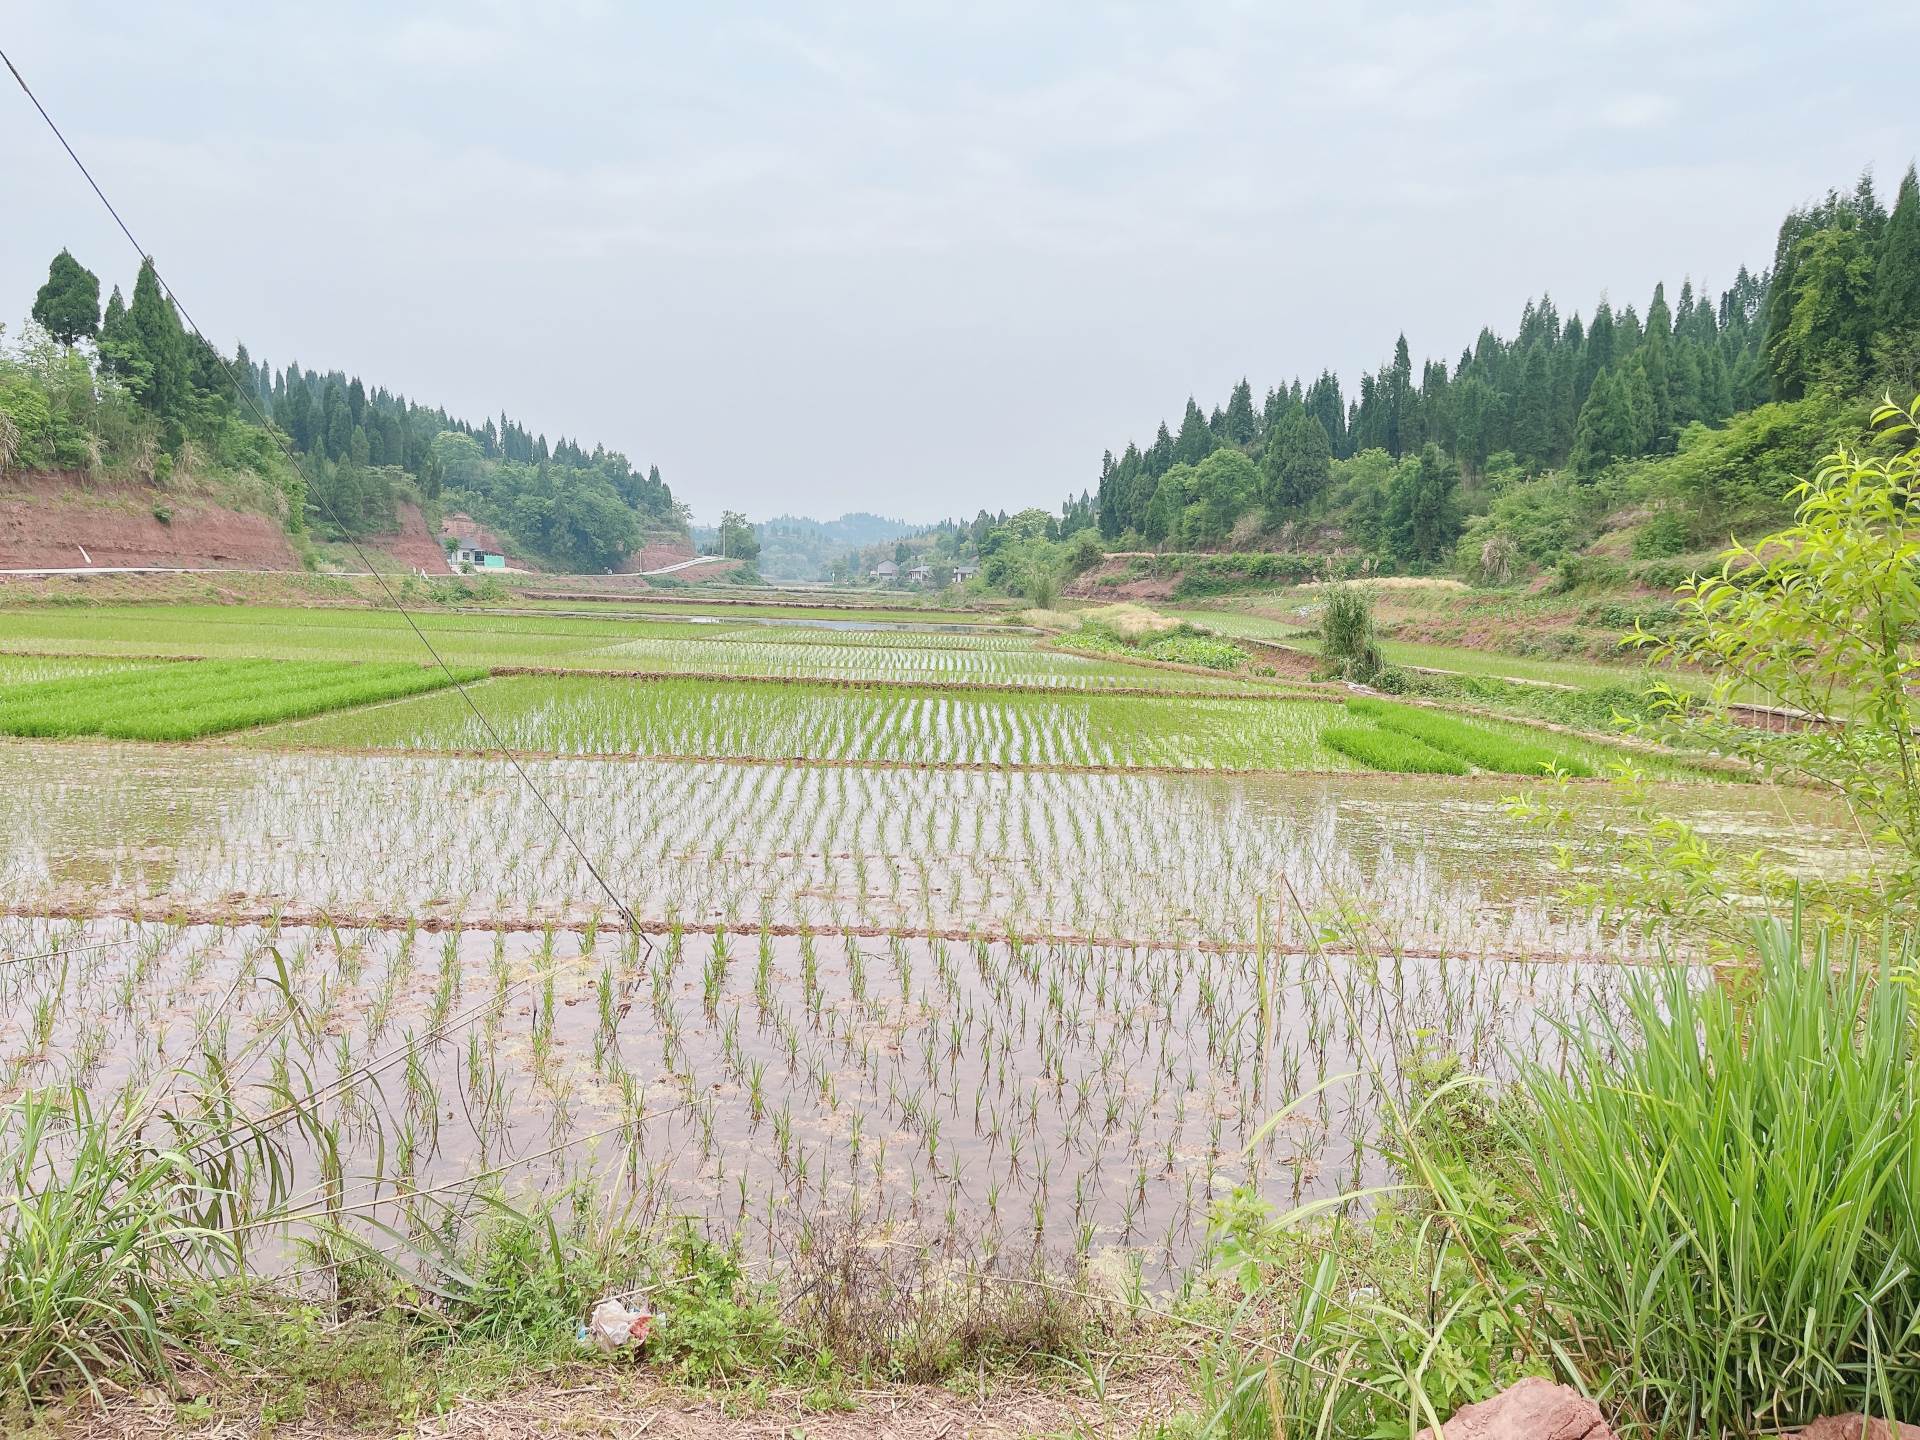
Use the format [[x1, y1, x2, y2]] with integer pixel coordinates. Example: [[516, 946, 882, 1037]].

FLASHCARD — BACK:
[[0, 600, 1865, 1287], [0, 743, 1846, 953], [0, 911, 1664, 1282]]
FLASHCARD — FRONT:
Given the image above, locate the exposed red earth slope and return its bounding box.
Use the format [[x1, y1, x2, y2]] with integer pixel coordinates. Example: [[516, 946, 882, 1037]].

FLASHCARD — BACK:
[[364, 501, 451, 572], [0, 471, 297, 570]]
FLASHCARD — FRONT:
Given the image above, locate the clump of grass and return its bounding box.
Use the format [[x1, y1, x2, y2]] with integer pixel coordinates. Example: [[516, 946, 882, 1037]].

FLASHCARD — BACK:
[[1321, 722, 1467, 775], [1068, 614, 1253, 672], [1349, 697, 1592, 776], [1515, 917, 1920, 1436], [1141, 634, 1249, 670], [0, 1086, 234, 1398], [1319, 585, 1385, 684]]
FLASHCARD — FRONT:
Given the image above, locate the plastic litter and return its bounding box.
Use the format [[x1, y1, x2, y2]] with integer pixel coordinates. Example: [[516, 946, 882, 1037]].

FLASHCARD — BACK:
[[579, 1297, 655, 1350]]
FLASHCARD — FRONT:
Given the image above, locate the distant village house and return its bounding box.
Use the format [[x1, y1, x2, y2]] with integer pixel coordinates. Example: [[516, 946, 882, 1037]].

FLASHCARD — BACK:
[[449, 538, 506, 570]]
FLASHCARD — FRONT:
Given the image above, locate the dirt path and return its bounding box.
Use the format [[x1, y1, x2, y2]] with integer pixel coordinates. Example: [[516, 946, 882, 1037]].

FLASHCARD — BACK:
[[40, 1363, 1192, 1439]]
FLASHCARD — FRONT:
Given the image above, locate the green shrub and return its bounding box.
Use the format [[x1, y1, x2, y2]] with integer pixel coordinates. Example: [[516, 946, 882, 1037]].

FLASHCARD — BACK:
[[1167, 552, 1330, 599], [1549, 555, 1629, 594], [1630, 505, 1689, 558], [1142, 634, 1249, 670]]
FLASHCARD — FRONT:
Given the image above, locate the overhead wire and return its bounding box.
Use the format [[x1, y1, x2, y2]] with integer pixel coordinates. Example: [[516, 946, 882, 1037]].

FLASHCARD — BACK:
[[0, 43, 652, 958]]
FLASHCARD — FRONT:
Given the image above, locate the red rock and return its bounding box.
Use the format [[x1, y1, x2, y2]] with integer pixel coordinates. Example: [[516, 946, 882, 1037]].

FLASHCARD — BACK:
[[1784, 1416, 1920, 1440], [1414, 1377, 1614, 1440]]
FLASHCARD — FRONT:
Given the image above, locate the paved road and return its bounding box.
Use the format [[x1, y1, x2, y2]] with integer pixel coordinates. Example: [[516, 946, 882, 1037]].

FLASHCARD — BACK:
[[633, 555, 732, 576]]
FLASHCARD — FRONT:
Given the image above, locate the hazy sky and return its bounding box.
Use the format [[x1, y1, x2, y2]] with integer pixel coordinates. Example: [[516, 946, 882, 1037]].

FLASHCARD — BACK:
[[4, 4, 1913, 525]]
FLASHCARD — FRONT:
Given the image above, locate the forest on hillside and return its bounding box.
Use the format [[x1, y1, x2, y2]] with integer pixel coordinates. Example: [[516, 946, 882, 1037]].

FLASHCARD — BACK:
[[1076, 164, 1920, 581], [0, 254, 686, 572]]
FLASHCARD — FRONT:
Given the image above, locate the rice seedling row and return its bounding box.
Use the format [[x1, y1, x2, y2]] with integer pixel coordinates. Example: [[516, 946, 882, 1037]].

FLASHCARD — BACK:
[[0, 909, 1650, 1286], [246, 674, 1351, 769], [0, 744, 1859, 961], [1347, 696, 1596, 776], [1321, 723, 1469, 775], [0, 604, 1240, 691]]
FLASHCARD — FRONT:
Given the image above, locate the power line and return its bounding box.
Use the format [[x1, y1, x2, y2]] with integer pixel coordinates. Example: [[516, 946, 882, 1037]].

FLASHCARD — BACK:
[[0, 44, 651, 953]]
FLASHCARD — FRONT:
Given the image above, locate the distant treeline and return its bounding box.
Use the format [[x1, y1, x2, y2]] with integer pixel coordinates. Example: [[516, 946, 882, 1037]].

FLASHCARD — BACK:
[[738, 513, 924, 580], [5, 252, 686, 572], [1082, 163, 1920, 563]]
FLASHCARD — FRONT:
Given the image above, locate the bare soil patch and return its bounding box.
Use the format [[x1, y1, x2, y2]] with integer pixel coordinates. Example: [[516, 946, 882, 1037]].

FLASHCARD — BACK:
[[36, 1359, 1192, 1440]]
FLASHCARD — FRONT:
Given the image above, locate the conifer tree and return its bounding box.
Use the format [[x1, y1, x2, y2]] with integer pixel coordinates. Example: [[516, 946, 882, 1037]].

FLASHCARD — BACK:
[[1143, 464, 1190, 544], [1259, 409, 1332, 513], [1385, 445, 1460, 568], [1767, 221, 1878, 397], [1570, 369, 1636, 477], [1224, 379, 1257, 448], [277, 376, 314, 449], [1582, 301, 1616, 403], [97, 285, 133, 382], [1875, 164, 1920, 366], [1173, 398, 1212, 465], [125, 258, 190, 428], [30, 250, 101, 347]]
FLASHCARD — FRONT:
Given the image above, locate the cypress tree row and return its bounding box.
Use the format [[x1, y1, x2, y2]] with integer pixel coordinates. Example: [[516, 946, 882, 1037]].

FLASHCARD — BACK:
[[1088, 163, 1917, 550]]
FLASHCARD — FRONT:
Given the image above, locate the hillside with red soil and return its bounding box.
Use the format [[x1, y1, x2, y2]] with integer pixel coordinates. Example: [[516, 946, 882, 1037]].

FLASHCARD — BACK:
[[362, 502, 453, 573], [0, 472, 298, 571]]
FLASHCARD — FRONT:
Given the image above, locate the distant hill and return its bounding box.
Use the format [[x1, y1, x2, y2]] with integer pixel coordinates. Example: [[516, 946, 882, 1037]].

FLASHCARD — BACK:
[[693, 512, 925, 580], [1, 251, 687, 577]]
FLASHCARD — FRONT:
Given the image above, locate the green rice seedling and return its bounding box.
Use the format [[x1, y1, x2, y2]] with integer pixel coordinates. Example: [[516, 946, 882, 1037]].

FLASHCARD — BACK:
[[249, 673, 1348, 770], [1321, 723, 1468, 775], [0, 658, 486, 741], [1348, 697, 1593, 777]]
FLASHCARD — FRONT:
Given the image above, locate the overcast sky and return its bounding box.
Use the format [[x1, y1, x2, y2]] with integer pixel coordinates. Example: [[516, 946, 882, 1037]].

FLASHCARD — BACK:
[[4, 4, 1914, 525]]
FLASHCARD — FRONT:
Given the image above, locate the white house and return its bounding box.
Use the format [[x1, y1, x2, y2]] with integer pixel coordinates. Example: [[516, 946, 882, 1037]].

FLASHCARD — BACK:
[[905, 562, 933, 584], [953, 562, 980, 582], [871, 559, 899, 581], [449, 537, 506, 570]]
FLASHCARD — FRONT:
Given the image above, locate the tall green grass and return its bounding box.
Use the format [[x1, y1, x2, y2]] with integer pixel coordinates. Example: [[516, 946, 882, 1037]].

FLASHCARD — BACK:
[[0, 1087, 233, 1397], [1515, 918, 1920, 1436]]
